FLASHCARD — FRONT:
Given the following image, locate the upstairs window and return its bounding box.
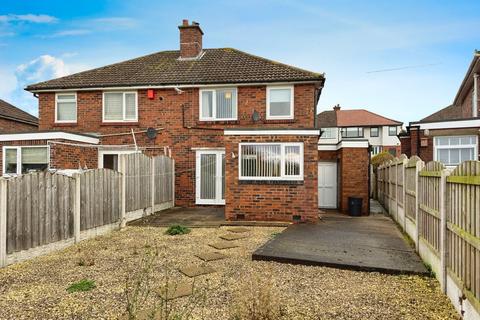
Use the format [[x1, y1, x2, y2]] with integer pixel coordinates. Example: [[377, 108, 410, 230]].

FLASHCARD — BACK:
[[239, 143, 303, 180], [388, 126, 397, 136], [56, 93, 77, 123], [200, 88, 237, 121], [3, 146, 49, 175], [341, 127, 364, 138], [370, 127, 379, 137], [320, 127, 337, 139], [434, 136, 477, 166], [103, 92, 137, 122], [267, 86, 294, 119]]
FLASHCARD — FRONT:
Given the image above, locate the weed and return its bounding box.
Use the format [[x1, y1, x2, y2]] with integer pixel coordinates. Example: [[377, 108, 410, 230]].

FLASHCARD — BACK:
[[270, 232, 281, 238], [77, 256, 95, 266], [424, 263, 436, 278], [165, 225, 191, 236], [67, 279, 96, 293]]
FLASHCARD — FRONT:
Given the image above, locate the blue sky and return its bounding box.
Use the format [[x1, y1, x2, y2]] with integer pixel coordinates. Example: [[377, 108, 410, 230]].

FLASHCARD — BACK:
[[1, 0, 479, 125]]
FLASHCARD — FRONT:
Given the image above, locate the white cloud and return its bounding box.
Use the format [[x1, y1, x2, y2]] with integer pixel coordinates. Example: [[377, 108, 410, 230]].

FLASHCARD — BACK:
[[16, 55, 70, 85], [0, 68, 17, 98], [0, 14, 58, 24]]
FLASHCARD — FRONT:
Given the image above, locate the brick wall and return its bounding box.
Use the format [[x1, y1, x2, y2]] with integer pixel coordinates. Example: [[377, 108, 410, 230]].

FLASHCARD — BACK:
[[224, 134, 319, 222], [0, 118, 37, 133], [37, 84, 318, 207], [338, 147, 369, 215]]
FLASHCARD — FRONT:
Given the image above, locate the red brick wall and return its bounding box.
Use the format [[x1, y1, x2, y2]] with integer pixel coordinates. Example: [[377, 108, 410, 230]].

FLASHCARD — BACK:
[[225, 135, 319, 222], [0, 118, 37, 133], [338, 147, 369, 215], [179, 23, 203, 58], [37, 84, 319, 207]]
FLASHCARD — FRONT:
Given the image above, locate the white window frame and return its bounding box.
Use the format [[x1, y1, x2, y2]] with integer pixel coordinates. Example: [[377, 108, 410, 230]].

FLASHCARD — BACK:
[[102, 91, 138, 122], [388, 126, 397, 136], [2, 145, 50, 176], [433, 135, 478, 166], [320, 127, 337, 139], [266, 85, 294, 120], [98, 149, 140, 169], [55, 92, 77, 123], [238, 142, 304, 181], [199, 88, 238, 121], [195, 149, 226, 205], [370, 127, 379, 137]]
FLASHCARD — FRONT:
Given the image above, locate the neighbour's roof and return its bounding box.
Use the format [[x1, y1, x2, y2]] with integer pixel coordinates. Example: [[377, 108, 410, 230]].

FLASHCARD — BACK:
[[0, 99, 38, 125], [316, 108, 402, 127], [419, 104, 459, 122], [26, 48, 325, 91]]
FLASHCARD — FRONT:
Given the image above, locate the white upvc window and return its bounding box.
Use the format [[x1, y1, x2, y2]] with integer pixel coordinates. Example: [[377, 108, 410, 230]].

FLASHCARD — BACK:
[[266, 86, 294, 120], [103, 91, 138, 122], [388, 126, 397, 136], [434, 135, 478, 166], [239, 142, 303, 180], [2, 146, 49, 175], [199, 88, 237, 121], [320, 127, 337, 139], [55, 93, 77, 123]]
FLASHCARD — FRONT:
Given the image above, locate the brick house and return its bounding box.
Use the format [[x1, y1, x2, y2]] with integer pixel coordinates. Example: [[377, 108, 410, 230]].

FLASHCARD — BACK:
[[0, 20, 369, 221], [400, 51, 479, 166], [0, 99, 38, 133]]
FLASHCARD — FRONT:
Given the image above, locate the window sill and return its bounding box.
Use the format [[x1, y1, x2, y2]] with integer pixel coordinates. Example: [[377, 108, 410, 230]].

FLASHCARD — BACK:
[[263, 119, 296, 124], [101, 122, 140, 126], [197, 120, 240, 125], [53, 122, 77, 127], [239, 180, 304, 185]]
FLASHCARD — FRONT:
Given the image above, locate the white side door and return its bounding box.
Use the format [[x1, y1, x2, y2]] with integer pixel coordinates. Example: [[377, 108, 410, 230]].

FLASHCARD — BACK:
[[318, 162, 337, 208], [196, 150, 225, 205]]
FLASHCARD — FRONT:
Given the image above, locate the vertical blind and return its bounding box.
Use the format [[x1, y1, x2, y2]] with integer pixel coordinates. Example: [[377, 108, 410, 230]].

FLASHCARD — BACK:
[[201, 88, 236, 119], [240, 144, 303, 179], [200, 154, 216, 200], [56, 94, 76, 121], [104, 92, 137, 121], [268, 88, 291, 117]]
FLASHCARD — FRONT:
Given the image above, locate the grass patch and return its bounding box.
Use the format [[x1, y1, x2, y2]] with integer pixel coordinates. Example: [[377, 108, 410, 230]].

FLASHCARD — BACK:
[[67, 279, 96, 293], [165, 225, 191, 236], [271, 232, 281, 238]]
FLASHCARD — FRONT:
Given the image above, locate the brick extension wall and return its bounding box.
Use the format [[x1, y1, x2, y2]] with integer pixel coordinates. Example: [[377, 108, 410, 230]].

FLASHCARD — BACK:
[[225, 134, 319, 223], [339, 147, 369, 215], [37, 84, 318, 207], [0, 117, 37, 133]]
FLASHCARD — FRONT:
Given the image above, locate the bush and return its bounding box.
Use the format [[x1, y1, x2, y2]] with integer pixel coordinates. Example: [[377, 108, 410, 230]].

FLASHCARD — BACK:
[[165, 225, 191, 236], [371, 151, 394, 169], [67, 279, 96, 293]]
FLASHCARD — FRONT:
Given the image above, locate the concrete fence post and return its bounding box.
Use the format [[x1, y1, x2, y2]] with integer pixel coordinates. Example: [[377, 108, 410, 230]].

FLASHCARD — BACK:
[[151, 156, 155, 215], [0, 179, 7, 267], [172, 159, 175, 207], [120, 155, 126, 228], [74, 173, 81, 243], [402, 158, 408, 232], [395, 161, 399, 223], [439, 168, 449, 293], [414, 161, 424, 252]]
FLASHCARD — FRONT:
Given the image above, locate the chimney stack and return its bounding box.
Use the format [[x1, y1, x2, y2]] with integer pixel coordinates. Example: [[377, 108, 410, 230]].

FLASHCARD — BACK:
[[333, 104, 341, 111], [178, 19, 203, 59]]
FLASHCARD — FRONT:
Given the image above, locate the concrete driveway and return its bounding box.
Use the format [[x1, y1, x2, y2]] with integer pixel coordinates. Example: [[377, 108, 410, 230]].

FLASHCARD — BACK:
[[253, 213, 427, 275]]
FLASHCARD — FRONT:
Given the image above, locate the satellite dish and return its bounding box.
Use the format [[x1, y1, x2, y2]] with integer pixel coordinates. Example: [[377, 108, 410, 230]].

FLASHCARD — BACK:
[[146, 127, 157, 139], [252, 110, 260, 122]]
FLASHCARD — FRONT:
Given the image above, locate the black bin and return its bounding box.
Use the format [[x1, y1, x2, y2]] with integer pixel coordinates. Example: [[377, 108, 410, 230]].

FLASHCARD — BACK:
[[348, 197, 363, 216]]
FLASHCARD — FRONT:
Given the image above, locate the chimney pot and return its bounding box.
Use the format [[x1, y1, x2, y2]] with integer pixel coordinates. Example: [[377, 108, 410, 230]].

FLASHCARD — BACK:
[[333, 104, 341, 111], [182, 19, 189, 26]]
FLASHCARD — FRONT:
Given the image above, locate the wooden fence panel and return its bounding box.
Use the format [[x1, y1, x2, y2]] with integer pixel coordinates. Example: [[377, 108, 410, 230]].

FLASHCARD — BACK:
[[124, 153, 152, 213], [418, 161, 445, 254], [446, 161, 480, 306], [405, 156, 421, 221], [397, 155, 407, 207], [6, 172, 75, 254], [154, 155, 174, 205], [80, 169, 122, 231]]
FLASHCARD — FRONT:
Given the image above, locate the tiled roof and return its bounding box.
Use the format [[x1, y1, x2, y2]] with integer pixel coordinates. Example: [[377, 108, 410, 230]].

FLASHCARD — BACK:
[[419, 105, 459, 122], [26, 48, 324, 91], [0, 99, 38, 125], [317, 108, 402, 127]]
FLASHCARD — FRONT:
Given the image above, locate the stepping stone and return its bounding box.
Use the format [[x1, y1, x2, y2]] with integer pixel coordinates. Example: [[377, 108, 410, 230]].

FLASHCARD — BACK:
[[179, 265, 215, 278], [227, 227, 250, 233], [219, 233, 248, 241], [158, 281, 193, 300], [208, 241, 239, 250], [195, 251, 227, 261]]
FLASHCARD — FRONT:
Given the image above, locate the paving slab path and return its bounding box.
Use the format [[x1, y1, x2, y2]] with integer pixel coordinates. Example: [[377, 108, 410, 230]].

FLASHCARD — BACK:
[[179, 265, 216, 278], [195, 252, 227, 261], [219, 233, 249, 241], [208, 241, 239, 250], [253, 214, 427, 275]]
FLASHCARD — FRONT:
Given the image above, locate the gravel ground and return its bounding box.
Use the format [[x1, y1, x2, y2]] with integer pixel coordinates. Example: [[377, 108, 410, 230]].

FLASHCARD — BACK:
[[0, 226, 458, 319]]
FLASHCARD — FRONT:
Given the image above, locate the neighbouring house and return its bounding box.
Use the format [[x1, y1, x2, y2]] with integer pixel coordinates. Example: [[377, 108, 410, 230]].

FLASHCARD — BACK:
[[315, 105, 401, 213], [0, 99, 38, 133], [400, 50, 480, 166], [0, 20, 370, 221]]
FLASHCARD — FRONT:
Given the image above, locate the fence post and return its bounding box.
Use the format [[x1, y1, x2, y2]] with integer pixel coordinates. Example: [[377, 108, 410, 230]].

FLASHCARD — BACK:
[[120, 155, 126, 228], [0, 179, 7, 267], [439, 168, 449, 293], [414, 161, 424, 251], [74, 173, 81, 243], [172, 159, 175, 207], [402, 158, 408, 232], [151, 156, 155, 215], [395, 161, 399, 222]]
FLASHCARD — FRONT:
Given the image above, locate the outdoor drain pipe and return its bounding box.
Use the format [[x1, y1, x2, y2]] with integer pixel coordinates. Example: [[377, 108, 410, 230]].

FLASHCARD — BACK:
[[474, 73, 478, 118]]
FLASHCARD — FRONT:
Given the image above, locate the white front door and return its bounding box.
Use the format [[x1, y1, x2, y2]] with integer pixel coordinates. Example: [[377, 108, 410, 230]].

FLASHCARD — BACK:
[[318, 162, 337, 208], [196, 150, 225, 205]]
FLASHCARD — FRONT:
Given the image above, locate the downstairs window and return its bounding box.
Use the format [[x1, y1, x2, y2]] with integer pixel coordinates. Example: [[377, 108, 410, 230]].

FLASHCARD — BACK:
[[3, 146, 49, 175], [239, 143, 303, 180], [434, 136, 478, 166]]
